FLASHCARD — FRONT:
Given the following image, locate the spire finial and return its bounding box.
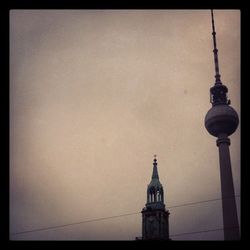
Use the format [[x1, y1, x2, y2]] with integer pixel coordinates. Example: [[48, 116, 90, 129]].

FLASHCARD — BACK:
[[211, 9, 221, 85], [153, 154, 157, 166], [152, 155, 159, 179]]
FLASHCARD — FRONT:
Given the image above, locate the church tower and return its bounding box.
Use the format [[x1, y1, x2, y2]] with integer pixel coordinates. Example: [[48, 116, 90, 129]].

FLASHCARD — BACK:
[[141, 156, 170, 240]]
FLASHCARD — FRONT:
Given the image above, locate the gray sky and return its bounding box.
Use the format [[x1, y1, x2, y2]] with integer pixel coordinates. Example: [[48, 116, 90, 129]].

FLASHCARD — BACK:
[[10, 10, 240, 240]]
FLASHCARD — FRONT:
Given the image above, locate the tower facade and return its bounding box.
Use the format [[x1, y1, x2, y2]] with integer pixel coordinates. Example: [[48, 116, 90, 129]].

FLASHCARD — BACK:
[[141, 156, 170, 240], [205, 10, 240, 240]]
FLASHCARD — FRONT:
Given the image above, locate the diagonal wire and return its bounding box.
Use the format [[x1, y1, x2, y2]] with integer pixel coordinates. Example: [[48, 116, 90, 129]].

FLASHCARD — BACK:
[[168, 195, 240, 209], [10, 212, 140, 235], [10, 195, 240, 236], [170, 226, 239, 237]]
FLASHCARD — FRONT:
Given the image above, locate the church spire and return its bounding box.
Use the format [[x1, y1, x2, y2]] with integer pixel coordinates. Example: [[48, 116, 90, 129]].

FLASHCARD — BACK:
[[141, 155, 170, 240], [147, 155, 165, 205], [152, 155, 159, 179]]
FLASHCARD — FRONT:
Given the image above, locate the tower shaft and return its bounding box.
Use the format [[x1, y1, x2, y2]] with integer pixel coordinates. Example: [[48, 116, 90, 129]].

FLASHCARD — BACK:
[[217, 134, 240, 240], [205, 10, 240, 240]]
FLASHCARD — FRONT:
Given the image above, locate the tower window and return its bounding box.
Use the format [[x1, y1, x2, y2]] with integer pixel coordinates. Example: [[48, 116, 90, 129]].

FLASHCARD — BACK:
[[156, 190, 160, 202]]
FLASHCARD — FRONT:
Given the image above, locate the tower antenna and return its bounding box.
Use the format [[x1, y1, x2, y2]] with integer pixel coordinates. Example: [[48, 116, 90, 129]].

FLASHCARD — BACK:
[[211, 9, 221, 85]]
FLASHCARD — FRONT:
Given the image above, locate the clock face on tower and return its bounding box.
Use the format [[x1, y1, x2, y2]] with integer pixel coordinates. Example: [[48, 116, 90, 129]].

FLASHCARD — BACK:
[[147, 215, 156, 238], [148, 216, 154, 222]]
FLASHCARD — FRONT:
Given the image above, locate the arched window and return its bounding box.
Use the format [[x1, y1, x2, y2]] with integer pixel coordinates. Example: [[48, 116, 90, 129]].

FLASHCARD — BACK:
[[149, 187, 156, 203], [156, 190, 160, 201], [161, 188, 164, 202]]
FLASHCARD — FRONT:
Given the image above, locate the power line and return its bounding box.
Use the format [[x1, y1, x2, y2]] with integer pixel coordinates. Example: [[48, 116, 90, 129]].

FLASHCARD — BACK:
[[168, 195, 240, 209], [170, 226, 239, 238], [10, 212, 140, 235], [10, 195, 240, 236]]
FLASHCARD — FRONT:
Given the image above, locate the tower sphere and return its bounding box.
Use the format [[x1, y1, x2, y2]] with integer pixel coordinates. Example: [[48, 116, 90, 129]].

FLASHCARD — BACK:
[[205, 104, 239, 137]]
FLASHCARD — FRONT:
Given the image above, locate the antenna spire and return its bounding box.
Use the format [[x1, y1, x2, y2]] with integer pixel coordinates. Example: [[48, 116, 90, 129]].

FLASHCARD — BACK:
[[211, 9, 221, 85]]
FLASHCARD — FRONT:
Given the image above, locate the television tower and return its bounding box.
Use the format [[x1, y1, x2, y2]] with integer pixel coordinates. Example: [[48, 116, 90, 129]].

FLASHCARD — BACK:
[[205, 10, 240, 240]]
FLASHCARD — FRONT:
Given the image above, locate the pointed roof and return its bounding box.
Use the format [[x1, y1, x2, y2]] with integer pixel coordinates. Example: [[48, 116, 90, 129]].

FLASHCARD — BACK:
[[152, 157, 159, 179], [148, 155, 162, 190]]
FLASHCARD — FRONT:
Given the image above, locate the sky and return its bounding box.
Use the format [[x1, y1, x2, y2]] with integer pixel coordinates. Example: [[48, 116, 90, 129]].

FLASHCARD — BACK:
[[9, 10, 240, 240]]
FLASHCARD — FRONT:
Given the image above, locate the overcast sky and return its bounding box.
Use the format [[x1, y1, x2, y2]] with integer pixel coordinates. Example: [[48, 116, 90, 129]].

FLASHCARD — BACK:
[[10, 10, 240, 240]]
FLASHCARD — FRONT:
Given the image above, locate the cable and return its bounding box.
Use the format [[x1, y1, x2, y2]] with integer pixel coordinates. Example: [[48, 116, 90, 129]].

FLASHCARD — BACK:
[[170, 226, 239, 237], [10, 195, 240, 236], [168, 195, 240, 209], [10, 212, 140, 235]]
